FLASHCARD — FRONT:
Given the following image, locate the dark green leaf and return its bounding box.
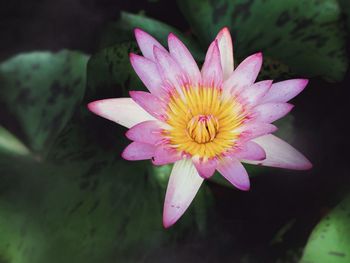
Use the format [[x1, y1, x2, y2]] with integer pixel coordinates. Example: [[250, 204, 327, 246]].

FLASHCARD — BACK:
[[0, 126, 30, 156], [85, 42, 142, 103], [0, 51, 89, 154], [301, 195, 350, 263], [178, 0, 348, 81], [99, 12, 204, 60], [0, 116, 213, 263]]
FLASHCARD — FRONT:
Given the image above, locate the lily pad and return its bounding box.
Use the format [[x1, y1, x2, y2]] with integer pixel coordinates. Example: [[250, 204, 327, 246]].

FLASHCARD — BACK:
[[0, 126, 30, 156], [99, 11, 204, 60], [85, 42, 142, 103], [0, 51, 89, 154], [301, 195, 350, 263], [178, 0, 348, 81], [0, 117, 213, 263]]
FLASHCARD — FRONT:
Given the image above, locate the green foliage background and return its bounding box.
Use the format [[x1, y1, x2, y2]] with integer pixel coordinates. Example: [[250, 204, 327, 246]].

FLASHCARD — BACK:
[[0, 0, 349, 262]]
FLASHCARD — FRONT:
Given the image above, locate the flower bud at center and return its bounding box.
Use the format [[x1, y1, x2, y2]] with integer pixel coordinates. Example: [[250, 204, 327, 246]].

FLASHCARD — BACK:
[[187, 115, 219, 144]]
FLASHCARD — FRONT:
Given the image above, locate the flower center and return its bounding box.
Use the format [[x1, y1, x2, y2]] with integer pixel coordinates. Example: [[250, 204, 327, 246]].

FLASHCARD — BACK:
[[164, 86, 247, 159], [186, 115, 219, 144]]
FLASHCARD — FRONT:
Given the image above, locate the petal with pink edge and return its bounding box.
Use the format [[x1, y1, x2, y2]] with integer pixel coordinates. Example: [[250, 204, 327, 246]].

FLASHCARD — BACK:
[[217, 157, 250, 191], [168, 33, 201, 85], [254, 102, 294, 123], [201, 40, 223, 87], [215, 27, 234, 80], [134, 28, 167, 61], [193, 158, 217, 179], [261, 79, 308, 103], [129, 54, 165, 96], [163, 159, 204, 228], [88, 98, 156, 128], [243, 134, 312, 170], [240, 80, 272, 106], [121, 141, 155, 161], [223, 52, 263, 95], [234, 141, 266, 161], [129, 91, 167, 121], [126, 120, 163, 145], [154, 46, 186, 91], [235, 122, 277, 141], [152, 146, 182, 165]]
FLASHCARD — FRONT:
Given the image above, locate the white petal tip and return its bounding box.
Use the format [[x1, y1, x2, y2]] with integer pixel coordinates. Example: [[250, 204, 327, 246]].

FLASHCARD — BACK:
[[87, 100, 102, 116]]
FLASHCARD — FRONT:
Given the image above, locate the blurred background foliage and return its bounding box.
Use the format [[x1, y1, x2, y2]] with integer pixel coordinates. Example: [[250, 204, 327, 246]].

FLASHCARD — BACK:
[[0, 0, 349, 262]]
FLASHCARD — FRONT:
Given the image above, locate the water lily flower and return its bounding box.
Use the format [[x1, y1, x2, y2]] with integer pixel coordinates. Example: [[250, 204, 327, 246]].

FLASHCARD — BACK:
[[88, 27, 312, 228]]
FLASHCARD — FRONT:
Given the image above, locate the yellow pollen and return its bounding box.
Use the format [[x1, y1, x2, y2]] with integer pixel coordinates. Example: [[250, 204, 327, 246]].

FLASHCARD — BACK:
[[164, 86, 246, 159]]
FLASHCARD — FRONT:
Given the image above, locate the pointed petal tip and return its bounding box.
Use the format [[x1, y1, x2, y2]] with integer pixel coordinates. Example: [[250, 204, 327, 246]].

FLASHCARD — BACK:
[[87, 100, 105, 116], [162, 215, 175, 228]]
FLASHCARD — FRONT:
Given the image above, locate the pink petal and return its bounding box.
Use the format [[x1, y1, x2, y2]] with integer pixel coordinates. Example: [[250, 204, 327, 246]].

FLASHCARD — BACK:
[[152, 146, 182, 165], [240, 80, 272, 106], [223, 52, 263, 95], [126, 120, 163, 145], [168, 33, 201, 85], [243, 134, 312, 170], [129, 91, 167, 121], [215, 27, 234, 80], [261, 79, 308, 103], [235, 122, 277, 141], [193, 158, 217, 179], [254, 102, 294, 123], [129, 53, 165, 96], [201, 40, 223, 87], [163, 159, 204, 228], [134, 28, 167, 61], [121, 141, 155, 161], [234, 141, 266, 161], [154, 46, 186, 91], [87, 98, 155, 128], [217, 157, 250, 191]]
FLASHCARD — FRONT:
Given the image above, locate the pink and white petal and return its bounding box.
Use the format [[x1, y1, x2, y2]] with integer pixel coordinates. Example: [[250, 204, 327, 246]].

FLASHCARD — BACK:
[[134, 28, 167, 61], [223, 52, 263, 95], [193, 158, 217, 179], [129, 91, 167, 121], [234, 141, 266, 161], [235, 122, 277, 141], [126, 120, 163, 145], [88, 98, 156, 128], [129, 54, 165, 96], [154, 46, 186, 90], [163, 159, 204, 228], [240, 80, 272, 106], [254, 102, 294, 123], [152, 146, 182, 165], [121, 141, 155, 161], [217, 157, 250, 191], [201, 40, 223, 87], [168, 33, 201, 85], [261, 79, 308, 103], [243, 134, 312, 170], [215, 27, 234, 80]]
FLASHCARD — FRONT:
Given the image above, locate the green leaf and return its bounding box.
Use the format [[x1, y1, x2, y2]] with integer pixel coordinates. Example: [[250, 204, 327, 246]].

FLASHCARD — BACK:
[[301, 195, 350, 263], [0, 116, 213, 263], [99, 11, 204, 60], [338, 0, 350, 31], [178, 0, 348, 81], [0, 51, 89, 154], [85, 42, 142, 103], [0, 126, 30, 156]]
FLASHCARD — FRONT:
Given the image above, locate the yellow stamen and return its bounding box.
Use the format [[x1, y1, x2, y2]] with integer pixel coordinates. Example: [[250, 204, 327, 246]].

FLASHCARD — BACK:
[[164, 86, 246, 159]]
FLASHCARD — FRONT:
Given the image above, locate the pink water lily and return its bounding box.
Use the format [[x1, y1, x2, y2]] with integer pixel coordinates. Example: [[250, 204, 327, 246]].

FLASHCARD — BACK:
[[88, 27, 312, 228]]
